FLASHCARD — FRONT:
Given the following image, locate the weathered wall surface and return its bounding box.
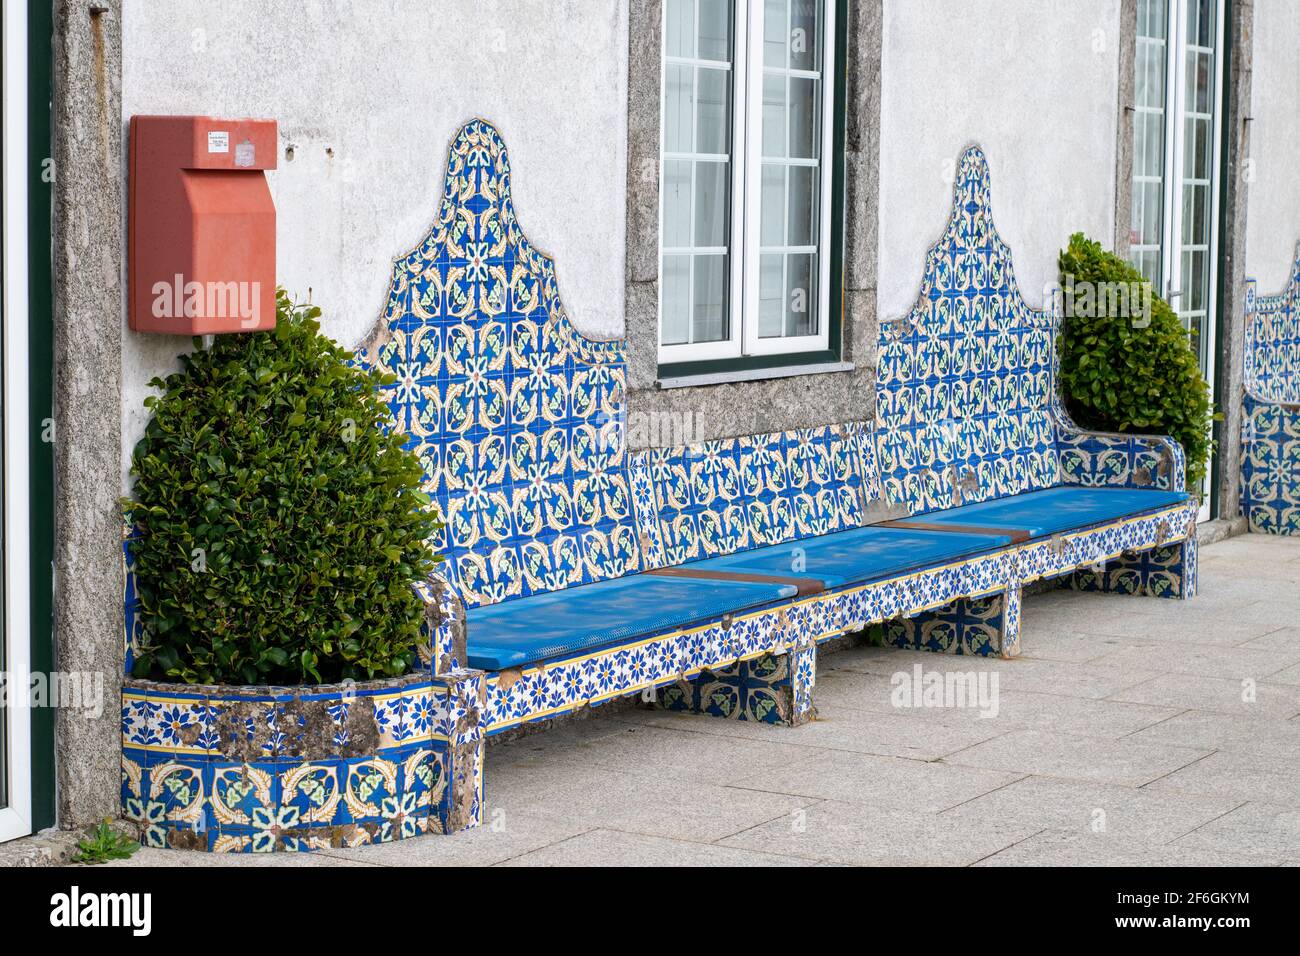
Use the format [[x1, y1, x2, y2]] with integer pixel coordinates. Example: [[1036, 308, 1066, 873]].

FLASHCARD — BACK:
[[53, 0, 125, 828], [878, 0, 1123, 319], [119, 0, 629, 484], [1245, 0, 1300, 291]]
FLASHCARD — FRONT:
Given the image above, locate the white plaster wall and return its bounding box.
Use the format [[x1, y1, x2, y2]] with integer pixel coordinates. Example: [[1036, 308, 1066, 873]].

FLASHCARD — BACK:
[[1245, 0, 1300, 292], [878, 0, 1122, 319], [120, 0, 629, 486]]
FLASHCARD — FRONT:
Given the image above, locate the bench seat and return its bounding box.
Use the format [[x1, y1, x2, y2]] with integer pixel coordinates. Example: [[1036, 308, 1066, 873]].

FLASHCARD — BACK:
[[669, 525, 1013, 590], [888, 486, 1191, 540], [464, 484, 1189, 672], [465, 572, 797, 670], [465, 525, 1012, 670]]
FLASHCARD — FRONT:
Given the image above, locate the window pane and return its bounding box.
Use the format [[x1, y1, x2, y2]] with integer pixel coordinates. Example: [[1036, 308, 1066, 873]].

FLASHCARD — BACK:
[[1143, 181, 1163, 245], [694, 160, 729, 247], [758, 254, 784, 338], [760, 163, 785, 247], [787, 164, 817, 247], [666, 0, 694, 58], [1193, 0, 1213, 48], [693, 254, 728, 343], [790, 0, 820, 71], [1193, 117, 1211, 179], [1144, 111, 1164, 176], [762, 74, 786, 158], [698, 0, 731, 61], [764, 0, 787, 68], [754, 0, 826, 347], [789, 76, 819, 159], [662, 160, 692, 248], [1200, 50, 1213, 113], [785, 253, 817, 336], [660, 0, 737, 354], [664, 64, 693, 153], [661, 255, 691, 346], [696, 67, 730, 154], [1135, 44, 1149, 107], [1187, 249, 1205, 312]]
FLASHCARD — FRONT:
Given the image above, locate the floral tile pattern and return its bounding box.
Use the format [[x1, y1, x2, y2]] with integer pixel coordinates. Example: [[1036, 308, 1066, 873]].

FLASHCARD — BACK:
[[120, 672, 482, 852], [1244, 246, 1300, 405], [363, 119, 638, 610], [661, 646, 816, 725], [1241, 249, 1300, 536], [874, 147, 1061, 516]]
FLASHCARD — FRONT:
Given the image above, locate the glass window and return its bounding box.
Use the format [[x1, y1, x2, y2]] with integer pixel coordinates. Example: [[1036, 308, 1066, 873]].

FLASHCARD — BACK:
[[659, 0, 837, 366]]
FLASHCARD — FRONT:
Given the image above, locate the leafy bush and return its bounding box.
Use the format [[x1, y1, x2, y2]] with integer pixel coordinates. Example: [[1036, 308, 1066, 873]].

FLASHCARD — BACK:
[[127, 290, 437, 685], [1057, 233, 1214, 493]]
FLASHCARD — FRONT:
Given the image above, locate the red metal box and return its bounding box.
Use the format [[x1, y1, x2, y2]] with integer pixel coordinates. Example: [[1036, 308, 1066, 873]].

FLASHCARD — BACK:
[[129, 115, 277, 334]]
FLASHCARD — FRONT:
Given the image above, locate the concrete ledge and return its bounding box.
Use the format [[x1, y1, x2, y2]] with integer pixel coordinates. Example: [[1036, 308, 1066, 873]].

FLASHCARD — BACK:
[[1198, 516, 1248, 546], [0, 829, 81, 868]]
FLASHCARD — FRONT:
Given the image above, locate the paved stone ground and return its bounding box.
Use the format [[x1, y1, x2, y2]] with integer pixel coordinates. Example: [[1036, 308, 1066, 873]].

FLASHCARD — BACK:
[[110, 533, 1300, 867]]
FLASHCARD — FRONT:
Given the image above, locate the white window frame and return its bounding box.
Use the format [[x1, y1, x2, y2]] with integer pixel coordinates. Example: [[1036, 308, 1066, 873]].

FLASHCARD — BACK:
[[1136, 0, 1224, 520], [1, 0, 35, 844], [658, 0, 837, 367]]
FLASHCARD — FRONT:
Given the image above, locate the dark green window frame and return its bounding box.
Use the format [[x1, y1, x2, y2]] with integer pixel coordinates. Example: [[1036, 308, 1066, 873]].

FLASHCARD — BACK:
[[27, 0, 56, 832]]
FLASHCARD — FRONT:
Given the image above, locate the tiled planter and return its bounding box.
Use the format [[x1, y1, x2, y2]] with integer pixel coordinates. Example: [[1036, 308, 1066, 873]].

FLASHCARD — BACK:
[[120, 670, 484, 853]]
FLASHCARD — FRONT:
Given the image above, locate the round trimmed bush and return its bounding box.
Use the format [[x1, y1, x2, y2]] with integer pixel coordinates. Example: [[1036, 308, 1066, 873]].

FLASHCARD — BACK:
[[1058, 233, 1215, 493], [126, 290, 438, 685]]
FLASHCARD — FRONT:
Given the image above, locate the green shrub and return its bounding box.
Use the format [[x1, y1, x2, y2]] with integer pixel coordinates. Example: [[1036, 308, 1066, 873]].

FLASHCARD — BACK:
[[1057, 233, 1214, 493], [126, 290, 437, 685]]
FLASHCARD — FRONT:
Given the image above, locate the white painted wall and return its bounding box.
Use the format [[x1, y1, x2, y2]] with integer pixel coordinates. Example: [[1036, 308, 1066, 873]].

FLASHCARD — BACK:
[[1245, 0, 1300, 292], [120, 0, 629, 485], [878, 0, 1122, 319]]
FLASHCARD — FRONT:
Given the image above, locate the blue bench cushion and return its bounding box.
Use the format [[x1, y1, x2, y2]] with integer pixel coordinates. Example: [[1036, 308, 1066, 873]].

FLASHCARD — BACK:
[[671, 524, 1012, 590], [465, 574, 797, 670], [890, 485, 1190, 539]]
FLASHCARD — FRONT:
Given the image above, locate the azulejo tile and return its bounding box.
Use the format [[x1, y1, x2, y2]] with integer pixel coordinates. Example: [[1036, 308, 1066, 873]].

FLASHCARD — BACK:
[[360, 119, 640, 611], [1240, 247, 1300, 537], [119, 675, 483, 853]]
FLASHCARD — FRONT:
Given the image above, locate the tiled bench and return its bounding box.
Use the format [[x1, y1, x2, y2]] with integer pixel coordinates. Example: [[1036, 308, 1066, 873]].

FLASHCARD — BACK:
[[359, 120, 1199, 828], [121, 119, 1201, 842], [1241, 244, 1300, 536]]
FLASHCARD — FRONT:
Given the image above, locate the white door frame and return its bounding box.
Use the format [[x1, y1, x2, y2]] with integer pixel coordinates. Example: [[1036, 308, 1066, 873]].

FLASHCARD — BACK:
[[1157, 0, 1225, 520], [0, 0, 35, 844]]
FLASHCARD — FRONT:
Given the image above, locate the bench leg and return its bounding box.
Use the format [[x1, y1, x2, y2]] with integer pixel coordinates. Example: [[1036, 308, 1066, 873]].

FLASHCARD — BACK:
[[429, 669, 485, 834], [887, 581, 1022, 659], [1070, 537, 1198, 600], [659, 642, 817, 726]]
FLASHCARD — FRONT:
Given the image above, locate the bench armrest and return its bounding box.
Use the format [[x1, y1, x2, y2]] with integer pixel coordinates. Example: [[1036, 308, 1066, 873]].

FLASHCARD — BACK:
[[1241, 394, 1300, 535], [415, 571, 468, 677], [1054, 412, 1185, 493]]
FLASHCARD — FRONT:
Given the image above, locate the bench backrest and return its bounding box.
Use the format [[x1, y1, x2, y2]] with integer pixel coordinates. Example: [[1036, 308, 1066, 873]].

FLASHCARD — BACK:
[[365, 120, 640, 610], [632, 423, 886, 569], [873, 146, 1061, 516], [365, 126, 1065, 607], [1244, 243, 1300, 404]]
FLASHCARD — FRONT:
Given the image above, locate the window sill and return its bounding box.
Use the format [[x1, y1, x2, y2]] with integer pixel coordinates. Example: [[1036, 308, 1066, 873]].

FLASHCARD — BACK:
[[655, 360, 854, 390]]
